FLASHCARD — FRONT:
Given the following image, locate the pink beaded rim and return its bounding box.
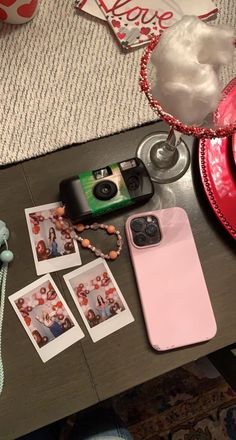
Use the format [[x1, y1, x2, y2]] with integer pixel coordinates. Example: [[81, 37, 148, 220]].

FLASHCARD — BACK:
[[140, 35, 236, 139], [199, 138, 236, 238]]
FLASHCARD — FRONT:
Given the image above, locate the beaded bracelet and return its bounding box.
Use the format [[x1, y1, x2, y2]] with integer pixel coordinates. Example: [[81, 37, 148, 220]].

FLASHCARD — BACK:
[[74, 223, 123, 261], [55, 207, 123, 261]]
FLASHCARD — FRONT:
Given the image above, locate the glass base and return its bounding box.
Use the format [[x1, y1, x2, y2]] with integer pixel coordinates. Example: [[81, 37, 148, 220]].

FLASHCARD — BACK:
[[137, 132, 190, 183]]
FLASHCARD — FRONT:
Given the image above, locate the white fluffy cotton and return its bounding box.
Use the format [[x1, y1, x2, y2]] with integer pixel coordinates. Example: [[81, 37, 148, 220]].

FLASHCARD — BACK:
[[151, 16, 235, 125]]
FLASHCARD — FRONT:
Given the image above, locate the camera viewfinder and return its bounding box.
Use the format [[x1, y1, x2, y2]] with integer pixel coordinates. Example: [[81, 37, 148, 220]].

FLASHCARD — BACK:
[[93, 166, 112, 180]]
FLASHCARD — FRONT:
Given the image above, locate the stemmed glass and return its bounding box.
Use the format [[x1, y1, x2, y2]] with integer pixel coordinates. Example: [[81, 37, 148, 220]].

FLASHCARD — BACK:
[[138, 36, 236, 184]]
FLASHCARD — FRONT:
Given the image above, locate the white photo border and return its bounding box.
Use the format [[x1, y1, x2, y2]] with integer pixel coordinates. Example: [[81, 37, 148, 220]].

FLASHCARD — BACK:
[[64, 258, 134, 342], [25, 202, 81, 275], [9, 274, 84, 362]]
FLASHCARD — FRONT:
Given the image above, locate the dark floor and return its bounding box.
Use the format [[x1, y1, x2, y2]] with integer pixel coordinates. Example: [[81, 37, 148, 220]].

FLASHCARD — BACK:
[[17, 348, 236, 440]]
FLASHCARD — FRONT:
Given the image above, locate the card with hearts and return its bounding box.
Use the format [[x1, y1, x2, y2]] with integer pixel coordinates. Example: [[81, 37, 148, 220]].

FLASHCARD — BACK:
[[9, 274, 84, 362], [95, 0, 218, 50], [25, 202, 81, 276], [75, 0, 105, 20]]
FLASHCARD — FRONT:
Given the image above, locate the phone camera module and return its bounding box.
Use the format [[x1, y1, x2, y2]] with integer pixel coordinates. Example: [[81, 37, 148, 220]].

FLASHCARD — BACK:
[[93, 180, 118, 201], [130, 215, 161, 247], [134, 233, 147, 247]]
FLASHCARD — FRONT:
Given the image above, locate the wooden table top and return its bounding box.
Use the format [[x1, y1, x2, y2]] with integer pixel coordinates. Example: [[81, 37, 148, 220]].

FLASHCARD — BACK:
[[1, 121, 235, 439]]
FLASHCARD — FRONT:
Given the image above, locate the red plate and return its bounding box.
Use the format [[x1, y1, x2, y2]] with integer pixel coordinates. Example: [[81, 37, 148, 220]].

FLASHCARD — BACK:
[[233, 132, 236, 165], [199, 78, 236, 239], [199, 136, 236, 239]]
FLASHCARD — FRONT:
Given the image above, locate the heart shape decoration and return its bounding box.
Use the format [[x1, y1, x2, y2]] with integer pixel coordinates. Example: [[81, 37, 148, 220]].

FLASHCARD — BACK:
[[0, 0, 39, 24], [24, 316, 31, 326], [117, 32, 126, 40], [17, 0, 37, 18], [0, 7, 7, 19], [20, 308, 29, 318], [111, 18, 120, 28], [96, 1, 166, 49], [0, 0, 16, 6], [94, 0, 218, 50], [47, 289, 57, 301], [140, 27, 151, 35]]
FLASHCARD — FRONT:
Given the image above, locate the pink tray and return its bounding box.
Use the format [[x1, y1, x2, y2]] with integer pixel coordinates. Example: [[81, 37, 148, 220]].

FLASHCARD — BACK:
[[199, 136, 236, 239], [199, 78, 236, 239]]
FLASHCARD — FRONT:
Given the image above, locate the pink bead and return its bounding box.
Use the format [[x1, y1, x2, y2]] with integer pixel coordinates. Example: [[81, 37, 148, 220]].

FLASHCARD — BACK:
[[107, 225, 116, 234], [56, 207, 65, 217], [81, 239, 90, 248], [109, 250, 118, 260]]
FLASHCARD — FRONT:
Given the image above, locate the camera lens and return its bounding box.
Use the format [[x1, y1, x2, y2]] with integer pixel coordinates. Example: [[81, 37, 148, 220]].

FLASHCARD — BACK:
[[93, 180, 118, 201], [145, 223, 158, 237], [134, 233, 147, 247], [131, 218, 145, 232]]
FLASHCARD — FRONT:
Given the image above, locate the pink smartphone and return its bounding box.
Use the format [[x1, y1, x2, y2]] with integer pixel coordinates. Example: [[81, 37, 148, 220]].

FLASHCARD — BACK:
[[125, 207, 217, 351]]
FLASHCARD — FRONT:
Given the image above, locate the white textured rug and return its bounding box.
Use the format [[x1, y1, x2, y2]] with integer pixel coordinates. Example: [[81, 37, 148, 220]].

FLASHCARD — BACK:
[[0, 0, 235, 165]]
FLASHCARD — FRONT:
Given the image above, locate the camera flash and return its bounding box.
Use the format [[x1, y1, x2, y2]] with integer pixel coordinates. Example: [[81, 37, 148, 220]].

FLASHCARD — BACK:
[[147, 216, 153, 223], [120, 159, 137, 170]]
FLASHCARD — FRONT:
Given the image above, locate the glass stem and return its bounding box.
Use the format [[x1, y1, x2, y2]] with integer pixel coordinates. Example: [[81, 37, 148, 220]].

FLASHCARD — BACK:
[[150, 128, 181, 169], [165, 128, 181, 149]]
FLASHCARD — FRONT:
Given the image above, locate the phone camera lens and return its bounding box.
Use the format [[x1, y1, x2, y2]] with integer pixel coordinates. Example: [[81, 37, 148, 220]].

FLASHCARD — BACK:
[[131, 218, 145, 232], [145, 223, 158, 237], [93, 180, 117, 201], [134, 233, 147, 247]]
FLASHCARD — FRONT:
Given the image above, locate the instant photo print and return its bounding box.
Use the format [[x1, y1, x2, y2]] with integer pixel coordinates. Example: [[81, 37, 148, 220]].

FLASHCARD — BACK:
[[25, 202, 81, 275], [64, 259, 134, 342], [9, 275, 84, 362]]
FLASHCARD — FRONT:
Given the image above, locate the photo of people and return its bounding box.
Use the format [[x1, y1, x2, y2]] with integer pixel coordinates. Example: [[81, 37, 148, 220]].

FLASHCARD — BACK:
[[14, 279, 74, 348], [64, 259, 134, 342], [68, 264, 125, 328], [25, 202, 81, 275], [48, 226, 61, 258], [28, 208, 75, 261], [9, 275, 85, 362]]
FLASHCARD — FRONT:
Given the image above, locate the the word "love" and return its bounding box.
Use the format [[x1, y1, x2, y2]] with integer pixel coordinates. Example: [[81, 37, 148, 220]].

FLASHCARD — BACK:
[[99, 0, 174, 28]]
